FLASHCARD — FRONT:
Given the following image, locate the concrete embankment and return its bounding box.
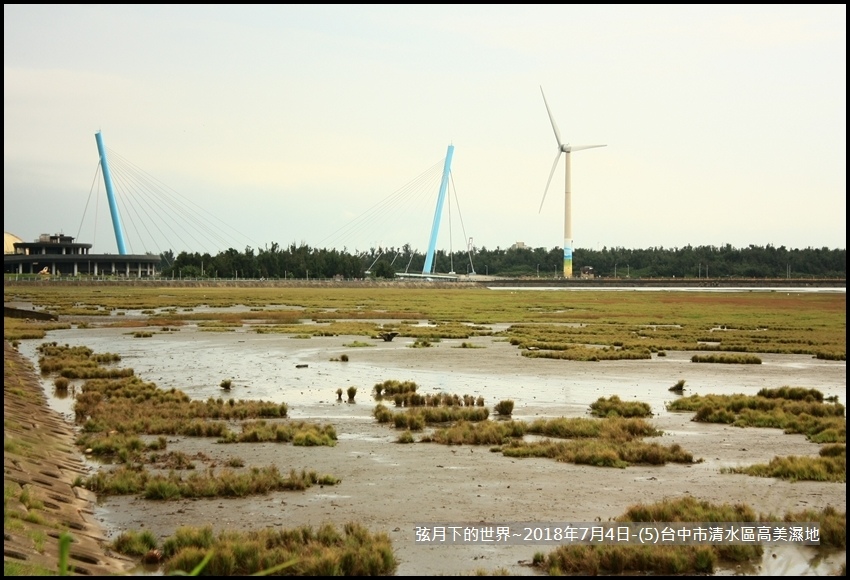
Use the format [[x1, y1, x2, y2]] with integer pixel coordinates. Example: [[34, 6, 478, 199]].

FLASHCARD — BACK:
[[3, 341, 135, 575]]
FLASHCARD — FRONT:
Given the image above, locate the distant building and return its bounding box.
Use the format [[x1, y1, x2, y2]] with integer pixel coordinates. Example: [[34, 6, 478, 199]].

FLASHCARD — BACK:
[[4, 232, 159, 277], [510, 241, 528, 250], [4, 232, 23, 254], [580, 266, 595, 279]]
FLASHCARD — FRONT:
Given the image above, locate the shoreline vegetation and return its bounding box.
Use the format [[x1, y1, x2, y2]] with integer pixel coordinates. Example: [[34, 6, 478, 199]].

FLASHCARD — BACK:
[[7, 241, 845, 281]]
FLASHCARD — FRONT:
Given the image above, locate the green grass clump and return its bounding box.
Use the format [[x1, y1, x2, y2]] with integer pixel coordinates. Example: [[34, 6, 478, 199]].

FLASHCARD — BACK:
[[37, 342, 129, 378], [667, 390, 845, 443], [293, 425, 338, 447], [527, 417, 661, 441], [691, 353, 762, 364], [756, 386, 824, 402], [373, 380, 418, 397], [500, 439, 694, 468], [621, 495, 758, 524], [373, 404, 393, 423], [589, 395, 653, 418], [425, 420, 526, 445], [377, 404, 490, 430], [721, 452, 845, 482], [774, 505, 845, 549], [389, 391, 482, 408], [392, 412, 425, 431], [398, 321, 490, 340], [418, 415, 690, 468], [417, 406, 490, 424], [538, 496, 765, 575], [161, 522, 396, 576], [148, 451, 196, 470], [111, 529, 159, 557], [522, 345, 652, 362], [455, 341, 484, 348], [815, 351, 846, 361], [541, 543, 718, 575], [424, 417, 660, 454], [75, 432, 167, 463], [217, 420, 337, 446], [818, 443, 846, 457], [494, 400, 514, 416], [82, 465, 339, 499]]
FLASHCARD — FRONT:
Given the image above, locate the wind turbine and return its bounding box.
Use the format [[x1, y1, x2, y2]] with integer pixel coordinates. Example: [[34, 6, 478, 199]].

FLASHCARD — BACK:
[[538, 86, 605, 278]]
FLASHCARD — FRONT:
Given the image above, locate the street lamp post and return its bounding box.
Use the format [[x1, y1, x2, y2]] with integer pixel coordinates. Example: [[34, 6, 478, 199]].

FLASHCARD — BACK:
[[614, 263, 617, 278], [536, 264, 539, 278]]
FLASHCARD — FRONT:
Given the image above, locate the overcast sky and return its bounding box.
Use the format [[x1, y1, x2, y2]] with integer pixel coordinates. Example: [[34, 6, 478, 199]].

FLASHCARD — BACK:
[[4, 5, 846, 256]]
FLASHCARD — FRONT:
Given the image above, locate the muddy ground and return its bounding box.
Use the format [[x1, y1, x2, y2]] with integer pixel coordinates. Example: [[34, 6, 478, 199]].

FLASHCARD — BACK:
[[6, 321, 847, 576]]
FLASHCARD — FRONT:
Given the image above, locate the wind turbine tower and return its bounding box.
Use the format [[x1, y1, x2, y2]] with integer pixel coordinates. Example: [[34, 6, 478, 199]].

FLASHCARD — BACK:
[[538, 86, 605, 278]]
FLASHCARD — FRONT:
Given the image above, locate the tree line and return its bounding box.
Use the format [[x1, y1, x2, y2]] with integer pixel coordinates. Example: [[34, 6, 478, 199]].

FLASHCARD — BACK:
[[159, 242, 845, 280]]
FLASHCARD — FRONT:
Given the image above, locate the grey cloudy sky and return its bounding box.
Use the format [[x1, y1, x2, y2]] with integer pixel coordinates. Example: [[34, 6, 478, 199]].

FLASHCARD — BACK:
[[4, 4, 846, 256]]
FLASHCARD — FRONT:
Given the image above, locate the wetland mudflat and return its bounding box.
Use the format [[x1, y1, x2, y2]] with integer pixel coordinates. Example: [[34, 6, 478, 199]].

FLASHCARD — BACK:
[[14, 318, 846, 576]]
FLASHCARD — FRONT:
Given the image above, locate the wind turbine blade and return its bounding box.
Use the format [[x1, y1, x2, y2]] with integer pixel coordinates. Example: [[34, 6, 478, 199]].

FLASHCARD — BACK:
[[571, 144, 607, 152], [540, 86, 564, 148], [539, 149, 562, 213]]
